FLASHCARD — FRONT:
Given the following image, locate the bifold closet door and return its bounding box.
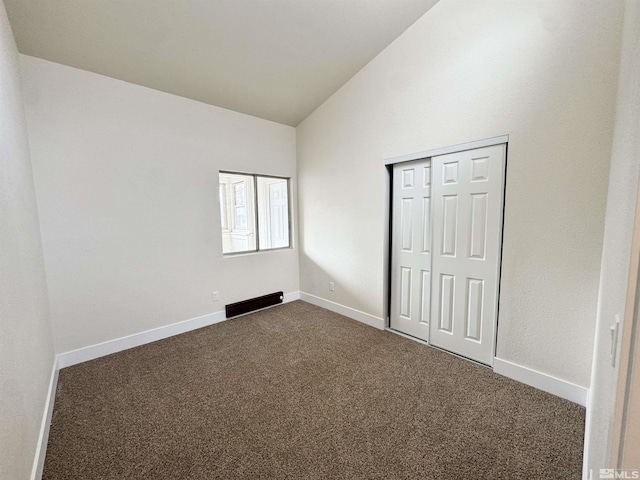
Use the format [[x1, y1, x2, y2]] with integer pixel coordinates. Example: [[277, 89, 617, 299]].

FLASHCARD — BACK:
[[429, 144, 506, 365], [390, 159, 432, 341]]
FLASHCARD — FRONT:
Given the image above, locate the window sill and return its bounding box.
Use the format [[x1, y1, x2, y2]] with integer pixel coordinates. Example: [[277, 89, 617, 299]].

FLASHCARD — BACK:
[[222, 246, 293, 258]]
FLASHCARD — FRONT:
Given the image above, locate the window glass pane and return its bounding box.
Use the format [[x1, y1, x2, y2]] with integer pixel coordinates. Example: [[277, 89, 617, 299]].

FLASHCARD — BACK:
[[219, 172, 290, 254], [219, 173, 256, 254], [257, 176, 290, 250]]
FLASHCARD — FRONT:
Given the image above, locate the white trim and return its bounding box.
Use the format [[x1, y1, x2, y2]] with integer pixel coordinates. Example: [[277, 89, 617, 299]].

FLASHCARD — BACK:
[[57, 291, 301, 368], [382, 165, 392, 325], [31, 358, 59, 480], [299, 292, 385, 330], [283, 291, 301, 302], [493, 357, 588, 406], [384, 134, 509, 165], [583, 392, 593, 479], [57, 310, 226, 368]]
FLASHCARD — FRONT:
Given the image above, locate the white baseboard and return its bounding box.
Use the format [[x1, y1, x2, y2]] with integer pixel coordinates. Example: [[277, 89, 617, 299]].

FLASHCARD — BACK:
[[57, 310, 226, 368], [283, 291, 301, 302], [493, 357, 588, 406], [582, 392, 593, 480], [299, 292, 385, 330], [31, 357, 59, 480], [57, 291, 301, 369]]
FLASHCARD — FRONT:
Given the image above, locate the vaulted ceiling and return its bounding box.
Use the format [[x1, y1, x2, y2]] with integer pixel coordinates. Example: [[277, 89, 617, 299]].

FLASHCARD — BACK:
[[5, 0, 439, 126]]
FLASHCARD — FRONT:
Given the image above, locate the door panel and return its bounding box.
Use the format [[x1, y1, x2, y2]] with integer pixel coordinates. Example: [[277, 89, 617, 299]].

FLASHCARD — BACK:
[[429, 144, 506, 365], [442, 195, 458, 256], [390, 159, 432, 341], [439, 274, 455, 333]]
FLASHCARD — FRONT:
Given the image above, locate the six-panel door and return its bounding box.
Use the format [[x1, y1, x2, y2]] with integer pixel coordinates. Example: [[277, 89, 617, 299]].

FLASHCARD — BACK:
[[429, 144, 505, 365], [390, 159, 432, 341], [390, 144, 505, 366]]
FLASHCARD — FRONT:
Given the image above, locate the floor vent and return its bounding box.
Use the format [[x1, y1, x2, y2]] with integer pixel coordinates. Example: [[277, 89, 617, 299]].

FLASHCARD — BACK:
[[225, 291, 284, 318]]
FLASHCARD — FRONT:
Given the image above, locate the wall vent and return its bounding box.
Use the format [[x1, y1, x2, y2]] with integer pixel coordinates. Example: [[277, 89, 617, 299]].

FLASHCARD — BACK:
[[225, 291, 284, 318]]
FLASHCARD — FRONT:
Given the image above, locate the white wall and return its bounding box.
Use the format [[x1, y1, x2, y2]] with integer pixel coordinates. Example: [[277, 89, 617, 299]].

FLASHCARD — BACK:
[[585, 0, 640, 473], [297, 0, 623, 387], [0, 2, 55, 478], [20, 55, 298, 354]]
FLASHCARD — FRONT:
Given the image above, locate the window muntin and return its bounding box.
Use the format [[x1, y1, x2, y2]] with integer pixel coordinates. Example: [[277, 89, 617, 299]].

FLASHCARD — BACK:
[[219, 172, 291, 254]]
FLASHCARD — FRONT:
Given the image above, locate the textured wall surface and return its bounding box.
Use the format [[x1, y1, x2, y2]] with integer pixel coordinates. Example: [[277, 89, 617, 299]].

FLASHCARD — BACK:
[[0, 2, 54, 478], [297, 0, 623, 387], [21, 55, 298, 354], [585, 0, 640, 474]]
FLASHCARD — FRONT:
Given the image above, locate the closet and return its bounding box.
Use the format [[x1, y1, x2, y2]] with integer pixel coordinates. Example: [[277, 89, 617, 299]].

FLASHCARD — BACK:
[[389, 140, 506, 366]]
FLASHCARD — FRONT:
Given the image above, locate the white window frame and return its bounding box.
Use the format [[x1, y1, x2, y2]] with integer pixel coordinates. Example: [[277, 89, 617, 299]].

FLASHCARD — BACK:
[[219, 171, 291, 255]]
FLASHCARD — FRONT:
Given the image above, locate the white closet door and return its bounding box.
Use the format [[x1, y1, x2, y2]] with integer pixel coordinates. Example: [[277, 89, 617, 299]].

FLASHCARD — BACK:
[[390, 159, 432, 341], [429, 144, 506, 365]]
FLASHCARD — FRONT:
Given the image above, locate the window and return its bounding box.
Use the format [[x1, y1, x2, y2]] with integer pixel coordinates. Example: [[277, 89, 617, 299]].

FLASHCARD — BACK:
[[219, 172, 291, 254]]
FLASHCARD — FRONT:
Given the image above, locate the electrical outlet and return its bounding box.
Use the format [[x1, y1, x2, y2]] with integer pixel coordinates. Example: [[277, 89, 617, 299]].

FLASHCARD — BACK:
[[212, 291, 219, 302], [329, 282, 335, 292]]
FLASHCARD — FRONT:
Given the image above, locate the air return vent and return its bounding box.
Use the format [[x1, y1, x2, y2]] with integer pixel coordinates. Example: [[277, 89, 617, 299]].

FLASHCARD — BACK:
[[225, 291, 284, 318]]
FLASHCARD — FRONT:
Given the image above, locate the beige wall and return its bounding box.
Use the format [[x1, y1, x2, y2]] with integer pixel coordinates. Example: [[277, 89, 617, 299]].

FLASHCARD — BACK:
[[0, 2, 55, 478], [20, 55, 299, 354], [585, 0, 640, 474], [297, 0, 623, 387]]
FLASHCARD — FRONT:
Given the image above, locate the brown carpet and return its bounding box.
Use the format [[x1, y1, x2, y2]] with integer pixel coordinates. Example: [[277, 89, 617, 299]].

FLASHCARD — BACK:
[[43, 301, 585, 479]]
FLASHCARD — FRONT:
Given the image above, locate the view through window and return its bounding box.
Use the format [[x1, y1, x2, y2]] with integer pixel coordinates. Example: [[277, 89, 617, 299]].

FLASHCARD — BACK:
[[219, 172, 290, 254]]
